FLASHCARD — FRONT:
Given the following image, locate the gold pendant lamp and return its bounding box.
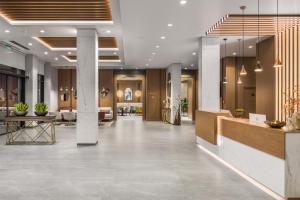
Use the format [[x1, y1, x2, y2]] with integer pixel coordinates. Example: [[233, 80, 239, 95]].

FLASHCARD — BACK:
[[240, 6, 247, 76], [255, 0, 263, 72], [273, 0, 282, 68]]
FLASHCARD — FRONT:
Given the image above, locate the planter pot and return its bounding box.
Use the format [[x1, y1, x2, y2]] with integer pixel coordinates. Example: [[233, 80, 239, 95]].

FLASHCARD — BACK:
[[34, 111, 48, 116], [15, 111, 28, 116]]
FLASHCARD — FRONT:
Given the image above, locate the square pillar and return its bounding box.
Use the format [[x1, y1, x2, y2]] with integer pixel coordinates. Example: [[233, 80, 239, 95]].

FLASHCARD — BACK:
[[44, 63, 58, 112], [198, 37, 221, 112], [76, 29, 99, 145], [166, 63, 181, 124], [25, 54, 39, 115]]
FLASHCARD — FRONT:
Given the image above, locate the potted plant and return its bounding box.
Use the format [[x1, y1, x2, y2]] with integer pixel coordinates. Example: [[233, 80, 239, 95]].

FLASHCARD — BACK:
[[34, 103, 48, 116], [14, 102, 29, 116]]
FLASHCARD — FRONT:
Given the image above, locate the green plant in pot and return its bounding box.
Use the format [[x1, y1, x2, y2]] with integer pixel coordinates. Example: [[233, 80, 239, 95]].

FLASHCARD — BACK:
[[34, 103, 48, 116], [15, 102, 29, 116]]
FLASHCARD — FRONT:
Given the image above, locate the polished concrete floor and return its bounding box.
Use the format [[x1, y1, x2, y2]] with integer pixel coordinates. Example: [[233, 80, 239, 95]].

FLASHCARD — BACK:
[[0, 116, 274, 200]]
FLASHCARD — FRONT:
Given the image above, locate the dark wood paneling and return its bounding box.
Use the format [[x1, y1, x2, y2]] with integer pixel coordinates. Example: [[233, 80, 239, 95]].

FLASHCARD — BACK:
[[116, 80, 143, 103], [99, 69, 114, 108], [257, 37, 276, 120], [58, 69, 76, 110], [145, 69, 163, 121]]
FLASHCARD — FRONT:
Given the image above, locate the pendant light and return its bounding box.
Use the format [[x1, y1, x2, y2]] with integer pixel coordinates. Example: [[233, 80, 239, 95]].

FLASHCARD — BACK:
[[223, 38, 228, 84], [273, 0, 282, 68], [237, 77, 243, 85], [255, 0, 263, 72], [240, 6, 247, 76], [237, 38, 243, 85]]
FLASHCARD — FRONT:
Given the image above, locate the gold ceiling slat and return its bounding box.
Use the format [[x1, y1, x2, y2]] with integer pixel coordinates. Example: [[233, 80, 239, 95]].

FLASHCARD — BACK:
[[38, 37, 118, 48], [207, 14, 300, 36], [66, 55, 120, 60], [0, 0, 112, 21]]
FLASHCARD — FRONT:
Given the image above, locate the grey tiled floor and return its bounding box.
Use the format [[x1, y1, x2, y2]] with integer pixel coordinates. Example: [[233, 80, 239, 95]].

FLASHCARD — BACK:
[[0, 116, 274, 200]]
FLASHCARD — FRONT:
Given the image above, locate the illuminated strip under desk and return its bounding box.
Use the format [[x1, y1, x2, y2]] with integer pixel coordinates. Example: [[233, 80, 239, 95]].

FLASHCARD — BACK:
[[196, 117, 300, 200]]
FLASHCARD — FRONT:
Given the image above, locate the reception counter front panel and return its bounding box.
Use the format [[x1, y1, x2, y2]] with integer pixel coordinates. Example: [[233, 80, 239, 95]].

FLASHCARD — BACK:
[[195, 110, 300, 199]]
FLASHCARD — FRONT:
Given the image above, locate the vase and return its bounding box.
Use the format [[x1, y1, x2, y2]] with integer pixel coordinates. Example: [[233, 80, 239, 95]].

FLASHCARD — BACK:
[[34, 111, 48, 116], [14, 111, 28, 116], [292, 111, 300, 130]]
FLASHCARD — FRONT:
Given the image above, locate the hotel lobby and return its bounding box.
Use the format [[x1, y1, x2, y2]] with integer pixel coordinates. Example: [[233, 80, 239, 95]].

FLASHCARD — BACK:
[[0, 0, 300, 199]]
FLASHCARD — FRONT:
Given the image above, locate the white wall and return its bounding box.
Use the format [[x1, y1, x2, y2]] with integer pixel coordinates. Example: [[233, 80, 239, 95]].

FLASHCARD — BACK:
[[0, 46, 25, 70]]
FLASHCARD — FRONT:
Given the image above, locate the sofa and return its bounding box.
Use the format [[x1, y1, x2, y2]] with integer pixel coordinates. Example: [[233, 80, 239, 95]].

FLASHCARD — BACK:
[[98, 107, 113, 120]]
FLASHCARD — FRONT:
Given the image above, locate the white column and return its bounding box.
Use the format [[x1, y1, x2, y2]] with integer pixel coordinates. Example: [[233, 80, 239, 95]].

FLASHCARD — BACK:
[[76, 29, 99, 145], [166, 63, 181, 124], [198, 37, 221, 111], [44, 63, 58, 112], [25, 54, 38, 114]]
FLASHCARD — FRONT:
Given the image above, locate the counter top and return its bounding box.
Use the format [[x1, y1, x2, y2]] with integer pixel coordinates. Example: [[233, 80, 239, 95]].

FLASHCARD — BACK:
[[218, 117, 285, 159]]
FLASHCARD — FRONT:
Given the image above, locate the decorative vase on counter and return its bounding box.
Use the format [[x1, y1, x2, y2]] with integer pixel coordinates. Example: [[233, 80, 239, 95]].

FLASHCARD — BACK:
[[292, 111, 300, 130], [286, 117, 294, 131]]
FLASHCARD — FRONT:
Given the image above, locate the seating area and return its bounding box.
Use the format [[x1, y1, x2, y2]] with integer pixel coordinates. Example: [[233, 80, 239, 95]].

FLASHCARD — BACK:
[[117, 103, 143, 116]]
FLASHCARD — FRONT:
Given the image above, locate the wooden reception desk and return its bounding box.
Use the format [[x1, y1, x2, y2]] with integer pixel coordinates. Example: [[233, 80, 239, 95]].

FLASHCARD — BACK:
[[195, 110, 300, 199]]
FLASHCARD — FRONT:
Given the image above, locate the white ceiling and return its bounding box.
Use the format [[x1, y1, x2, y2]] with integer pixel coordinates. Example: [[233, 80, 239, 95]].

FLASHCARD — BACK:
[[0, 0, 299, 69]]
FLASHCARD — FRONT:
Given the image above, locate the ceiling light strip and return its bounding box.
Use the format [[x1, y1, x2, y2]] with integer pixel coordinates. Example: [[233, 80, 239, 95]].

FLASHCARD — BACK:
[[33, 37, 119, 51], [61, 56, 121, 63]]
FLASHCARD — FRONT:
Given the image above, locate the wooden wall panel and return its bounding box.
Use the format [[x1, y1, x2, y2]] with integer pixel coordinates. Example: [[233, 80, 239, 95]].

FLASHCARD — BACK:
[[145, 69, 163, 121], [256, 37, 276, 120], [99, 69, 114, 108], [276, 26, 300, 120], [58, 69, 76, 110], [116, 80, 143, 103]]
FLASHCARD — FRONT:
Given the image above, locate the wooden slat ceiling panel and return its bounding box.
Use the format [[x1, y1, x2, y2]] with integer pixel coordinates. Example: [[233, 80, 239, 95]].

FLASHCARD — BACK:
[[67, 55, 119, 60], [39, 37, 117, 48], [0, 0, 112, 21], [207, 14, 300, 36]]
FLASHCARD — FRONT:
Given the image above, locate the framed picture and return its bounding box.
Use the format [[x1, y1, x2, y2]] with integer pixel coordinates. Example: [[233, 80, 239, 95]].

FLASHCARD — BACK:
[[124, 88, 132, 101]]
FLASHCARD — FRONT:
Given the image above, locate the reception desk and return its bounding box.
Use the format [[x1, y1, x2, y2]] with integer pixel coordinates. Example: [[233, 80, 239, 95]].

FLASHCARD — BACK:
[[195, 110, 300, 199]]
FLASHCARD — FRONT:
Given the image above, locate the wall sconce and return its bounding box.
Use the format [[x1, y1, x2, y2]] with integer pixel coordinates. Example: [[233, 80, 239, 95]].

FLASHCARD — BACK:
[[59, 87, 63, 92], [116, 90, 123, 98], [135, 90, 142, 97]]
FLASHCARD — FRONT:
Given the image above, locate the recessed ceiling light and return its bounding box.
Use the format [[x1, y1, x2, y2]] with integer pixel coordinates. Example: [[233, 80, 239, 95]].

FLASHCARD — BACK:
[[192, 52, 197, 56], [184, 67, 188, 70], [232, 52, 237, 56], [152, 52, 156, 55], [113, 52, 117, 55], [28, 42, 33, 46], [40, 30, 45, 33], [167, 23, 173, 27], [180, 0, 187, 5], [68, 52, 72, 55], [120, 67, 124, 70], [54, 57, 58, 61], [146, 64, 149, 67], [4, 29, 10, 33], [106, 30, 111, 34], [190, 64, 195, 67], [44, 51, 48, 55], [156, 45, 160, 48], [248, 45, 254, 49], [160, 36, 166, 40], [136, 67, 138, 70]]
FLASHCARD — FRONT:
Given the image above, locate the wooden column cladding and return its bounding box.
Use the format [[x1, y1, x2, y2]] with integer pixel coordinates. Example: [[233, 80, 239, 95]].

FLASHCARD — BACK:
[[276, 26, 300, 120], [145, 69, 166, 121], [58, 69, 76, 111]]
